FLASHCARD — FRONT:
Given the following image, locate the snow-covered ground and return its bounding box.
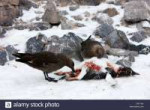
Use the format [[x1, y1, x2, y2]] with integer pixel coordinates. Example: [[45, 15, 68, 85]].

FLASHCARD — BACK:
[[0, 2, 150, 99]]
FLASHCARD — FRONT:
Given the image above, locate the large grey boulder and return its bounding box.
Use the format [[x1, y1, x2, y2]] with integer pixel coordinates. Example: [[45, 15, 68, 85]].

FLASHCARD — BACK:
[[124, 0, 150, 23], [105, 30, 130, 49], [94, 23, 114, 38], [94, 24, 130, 49], [26, 33, 48, 53], [44, 32, 83, 61]]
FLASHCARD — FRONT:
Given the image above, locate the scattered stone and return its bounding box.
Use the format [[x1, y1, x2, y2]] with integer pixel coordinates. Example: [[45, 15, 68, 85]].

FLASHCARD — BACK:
[[5, 45, 18, 60], [74, 0, 105, 6], [42, 1, 60, 25], [130, 31, 147, 43], [19, 0, 38, 10], [107, 48, 138, 57], [56, 0, 105, 6], [69, 5, 79, 11], [0, 0, 20, 26], [139, 46, 150, 55], [44, 32, 83, 61], [105, 30, 130, 49], [14, 22, 51, 30], [94, 23, 114, 38], [84, 11, 91, 17], [61, 17, 85, 30], [128, 44, 150, 55], [126, 55, 135, 62], [0, 48, 7, 66], [72, 15, 83, 21], [141, 21, 150, 28], [106, 0, 116, 4], [33, 22, 51, 30], [59, 10, 69, 16], [26, 33, 48, 53], [55, 0, 76, 7], [115, 0, 129, 5], [92, 13, 113, 25], [0, 26, 6, 38], [116, 59, 132, 67], [35, 17, 41, 21], [103, 8, 119, 17], [124, 0, 150, 23], [135, 21, 150, 36]]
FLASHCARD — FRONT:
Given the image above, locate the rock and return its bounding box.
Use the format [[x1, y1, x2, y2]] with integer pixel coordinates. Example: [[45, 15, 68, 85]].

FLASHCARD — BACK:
[[94, 23, 114, 38], [0, 26, 6, 38], [105, 30, 130, 49], [44, 32, 83, 61], [0, 45, 18, 65], [126, 55, 135, 62], [72, 15, 83, 21], [43, 10, 60, 25], [0, 0, 19, 6], [42, 1, 60, 25], [5, 45, 18, 60], [56, 0, 105, 6], [74, 0, 105, 6], [84, 11, 91, 17], [19, 0, 38, 10], [0, 0, 37, 26], [128, 44, 150, 54], [139, 46, 150, 55], [0, 48, 7, 66], [124, 0, 150, 23], [34, 22, 51, 30], [61, 17, 85, 30], [59, 10, 69, 16], [56, 0, 76, 7], [130, 31, 147, 43], [69, 5, 79, 11], [0, 5, 20, 26], [103, 8, 119, 17], [14, 22, 51, 30], [26, 33, 48, 53], [115, 0, 129, 5], [106, 0, 116, 4], [136, 21, 150, 36], [107, 48, 138, 57], [92, 13, 113, 25], [116, 59, 132, 67]]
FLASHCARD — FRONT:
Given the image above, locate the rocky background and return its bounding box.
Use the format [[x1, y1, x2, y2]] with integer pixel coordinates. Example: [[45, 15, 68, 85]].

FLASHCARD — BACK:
[[0, 0, 150, 67]]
